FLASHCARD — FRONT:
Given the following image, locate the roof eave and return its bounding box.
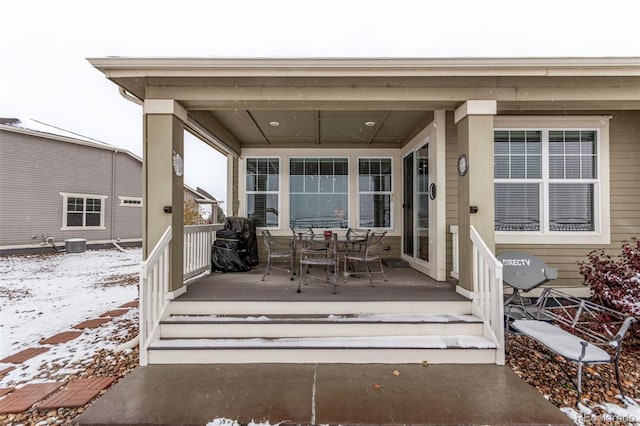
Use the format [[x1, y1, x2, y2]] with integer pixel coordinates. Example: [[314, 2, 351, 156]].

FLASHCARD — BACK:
[[87, 56, 640, 78]]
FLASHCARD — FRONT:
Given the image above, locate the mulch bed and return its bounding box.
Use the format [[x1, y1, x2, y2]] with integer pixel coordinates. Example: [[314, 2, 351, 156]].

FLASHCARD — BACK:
[[507, 333, 640, 424]]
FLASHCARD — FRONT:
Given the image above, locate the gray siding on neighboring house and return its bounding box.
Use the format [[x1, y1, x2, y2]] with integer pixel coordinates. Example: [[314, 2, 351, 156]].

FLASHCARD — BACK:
[[113, 153, 143, 241], [0, 128, 142, 250]]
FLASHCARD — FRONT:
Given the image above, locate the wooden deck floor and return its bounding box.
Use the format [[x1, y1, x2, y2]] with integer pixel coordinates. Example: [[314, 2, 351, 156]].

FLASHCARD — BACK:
[[177, 263, 467, 302]]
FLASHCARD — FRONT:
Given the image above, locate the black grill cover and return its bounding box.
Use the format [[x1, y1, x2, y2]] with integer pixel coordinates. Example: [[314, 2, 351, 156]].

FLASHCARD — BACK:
[[211, 229, 250, 272], [224, 217, 259, 266]]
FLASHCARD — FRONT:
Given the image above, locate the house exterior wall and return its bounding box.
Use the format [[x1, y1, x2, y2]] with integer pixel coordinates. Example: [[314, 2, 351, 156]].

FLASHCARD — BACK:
[[113, 153, 143, 240], [494, 110, 640, 287], [0, 129, 142, 251], [445, 112, 460, 278]]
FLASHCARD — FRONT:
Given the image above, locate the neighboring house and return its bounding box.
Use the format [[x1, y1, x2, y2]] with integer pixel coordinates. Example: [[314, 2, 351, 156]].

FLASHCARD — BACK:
[[90, 57, 640, 365], [183, 185, 223, 224], [0, 118, 143, 252], [0, 118, 221, 252]]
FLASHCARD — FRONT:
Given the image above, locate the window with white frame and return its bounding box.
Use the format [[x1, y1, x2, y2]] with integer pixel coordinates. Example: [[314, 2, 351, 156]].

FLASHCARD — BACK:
[[60, 193, 107, 229], [119, 196, 143, 207], [289, 158, 348, 229], [358, 158, 392, 228], [494, 128, 599, 234], [246, 157, 279, 227]]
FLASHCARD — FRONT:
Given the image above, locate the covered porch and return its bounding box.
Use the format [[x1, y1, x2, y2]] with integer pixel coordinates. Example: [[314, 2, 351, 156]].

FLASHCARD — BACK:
[[86, 56, 640, 367]]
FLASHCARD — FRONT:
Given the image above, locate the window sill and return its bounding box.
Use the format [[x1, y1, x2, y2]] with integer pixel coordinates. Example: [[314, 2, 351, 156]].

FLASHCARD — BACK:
[[60, 227, 107, 231], [496, 232, 610, 245]]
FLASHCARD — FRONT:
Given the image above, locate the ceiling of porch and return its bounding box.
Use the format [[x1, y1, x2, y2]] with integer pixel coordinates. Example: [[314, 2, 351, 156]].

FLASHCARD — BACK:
[[191, 109, 434, 149]]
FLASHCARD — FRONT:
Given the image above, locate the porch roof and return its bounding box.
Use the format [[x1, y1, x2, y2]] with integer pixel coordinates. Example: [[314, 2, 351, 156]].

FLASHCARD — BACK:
[[88, 56, 640, 154]]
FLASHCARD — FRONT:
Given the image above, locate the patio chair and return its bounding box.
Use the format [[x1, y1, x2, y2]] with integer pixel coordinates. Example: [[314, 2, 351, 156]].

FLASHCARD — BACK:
[[343, 231, 388, 286], [344, 227, 370, 253], [291, 226, 314, 240], [297, 233, 339, 294], [261, 230, 295, 281]]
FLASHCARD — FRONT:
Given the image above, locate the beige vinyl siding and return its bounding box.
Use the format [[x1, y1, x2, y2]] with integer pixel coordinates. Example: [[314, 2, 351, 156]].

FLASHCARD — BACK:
[[495, 110, 640, 287], [0, 129, 142, 249], [445, 112, 459, 278]]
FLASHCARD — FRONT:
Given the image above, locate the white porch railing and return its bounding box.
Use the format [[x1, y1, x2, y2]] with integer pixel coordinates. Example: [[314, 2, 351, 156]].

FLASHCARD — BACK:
[[470, 225, 505, 365], [184, 224, 222, 280], [139, 224, 221, 365], [139, 226, 172, 366], [449, 225, 459, 279]]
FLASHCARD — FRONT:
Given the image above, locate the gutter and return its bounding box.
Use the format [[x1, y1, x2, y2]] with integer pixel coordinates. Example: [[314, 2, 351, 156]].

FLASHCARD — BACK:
[[119, 87, 143, 106]]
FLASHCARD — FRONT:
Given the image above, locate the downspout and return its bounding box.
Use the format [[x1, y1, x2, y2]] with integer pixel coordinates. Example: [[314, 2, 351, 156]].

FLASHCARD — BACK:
[[111, 150, 117, 242], [117, 87, 144, 247]]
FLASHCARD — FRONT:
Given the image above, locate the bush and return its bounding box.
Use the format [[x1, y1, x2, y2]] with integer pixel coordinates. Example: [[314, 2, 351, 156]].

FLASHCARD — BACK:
[[578, 239, 640, 338]]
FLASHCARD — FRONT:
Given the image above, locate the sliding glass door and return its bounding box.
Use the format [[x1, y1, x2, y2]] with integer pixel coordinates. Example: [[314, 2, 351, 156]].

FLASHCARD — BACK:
[[403, 142, 430, 263]]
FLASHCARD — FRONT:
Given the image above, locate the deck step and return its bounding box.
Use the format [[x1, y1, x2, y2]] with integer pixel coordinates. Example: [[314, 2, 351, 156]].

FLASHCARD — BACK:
[[160, 313, 483, 338], [148, 335, 497, 364], [168, 300, 473, 316]]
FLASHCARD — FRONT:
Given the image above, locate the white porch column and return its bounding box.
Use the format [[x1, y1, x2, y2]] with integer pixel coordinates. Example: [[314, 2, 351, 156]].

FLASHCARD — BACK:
[[455, 100, 497, 292], [143, 100, 187, 292]]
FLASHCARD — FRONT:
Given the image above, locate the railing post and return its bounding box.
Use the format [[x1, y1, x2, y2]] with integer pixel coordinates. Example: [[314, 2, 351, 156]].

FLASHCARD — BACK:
[[469, 226, 505, 365]]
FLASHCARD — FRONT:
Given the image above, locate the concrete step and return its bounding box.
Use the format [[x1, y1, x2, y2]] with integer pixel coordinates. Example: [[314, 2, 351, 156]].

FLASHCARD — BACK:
[[168, 300, 473, 316], [147, 335, 498, 364], [160, 313, 484, 338]]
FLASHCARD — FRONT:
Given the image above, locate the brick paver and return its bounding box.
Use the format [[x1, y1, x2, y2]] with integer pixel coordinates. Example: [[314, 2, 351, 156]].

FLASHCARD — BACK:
[[0, 382, 63, 414], [119, 300, 139, 308], [0, 388, 15, 398], [100, 309, 129, 318], [0, 347, 49, 364], [0, 366, 16, 378], [73, 318, 111, 329], [38, 377, 117, 410], [40, 331, 83, 345]]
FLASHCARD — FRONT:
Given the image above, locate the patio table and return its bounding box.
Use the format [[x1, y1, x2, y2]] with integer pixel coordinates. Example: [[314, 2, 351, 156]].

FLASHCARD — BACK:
[[292, 234, 368, 285]]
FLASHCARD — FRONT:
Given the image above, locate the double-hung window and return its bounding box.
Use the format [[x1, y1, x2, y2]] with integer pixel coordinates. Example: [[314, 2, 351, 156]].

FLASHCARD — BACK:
[[289, 158, 348, 228], [60, 193, 107, 229], [358, 158, 392, 228], [246, 157, 280, 228], [494, 117, 609, 244]]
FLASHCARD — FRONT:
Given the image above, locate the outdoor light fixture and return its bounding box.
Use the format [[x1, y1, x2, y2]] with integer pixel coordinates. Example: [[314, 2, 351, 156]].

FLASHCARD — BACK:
[[364, 121, 376, 127], [269, 121, 280, 127]]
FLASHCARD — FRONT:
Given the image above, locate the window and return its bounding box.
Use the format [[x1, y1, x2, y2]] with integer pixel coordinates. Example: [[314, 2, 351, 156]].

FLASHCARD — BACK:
[[119, 196, 143, 207], [60, 193, 107, 229], [358, 158, 392, 228], [494, 127, 600, 237], [290, 158, 348, 228], [246, 157, 279, 227]]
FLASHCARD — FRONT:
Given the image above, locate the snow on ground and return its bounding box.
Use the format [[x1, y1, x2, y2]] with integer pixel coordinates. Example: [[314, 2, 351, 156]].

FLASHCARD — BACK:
[[561, 397, 640, 425], [0, 308, 138, 387], [0, 248, 140, 358]]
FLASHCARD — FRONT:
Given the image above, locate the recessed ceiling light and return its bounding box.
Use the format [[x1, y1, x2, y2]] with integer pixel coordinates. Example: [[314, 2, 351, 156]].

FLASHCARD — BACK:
[[364, 121, 376, 127], [269, 121, 280, 127]]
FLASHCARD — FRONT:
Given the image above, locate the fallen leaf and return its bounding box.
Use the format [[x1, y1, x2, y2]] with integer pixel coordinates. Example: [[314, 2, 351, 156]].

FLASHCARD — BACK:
[[372, 383, 382, 390], [393, 369, 400, 376], [421, 360, 429, 367]]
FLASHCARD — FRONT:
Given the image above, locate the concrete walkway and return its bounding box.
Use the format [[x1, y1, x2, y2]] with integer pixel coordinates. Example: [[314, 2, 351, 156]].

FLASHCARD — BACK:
[[74, 364, 571, 425]]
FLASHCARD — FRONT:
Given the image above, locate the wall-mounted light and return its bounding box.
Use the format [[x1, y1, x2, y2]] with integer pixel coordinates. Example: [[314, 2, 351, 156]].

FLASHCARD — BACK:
[[364, 121, 376, 127], [269, 121, 280, 127]]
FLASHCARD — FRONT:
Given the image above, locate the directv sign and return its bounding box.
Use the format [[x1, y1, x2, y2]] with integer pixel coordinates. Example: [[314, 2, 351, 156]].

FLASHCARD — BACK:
[[497, 251, 558, 291]]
